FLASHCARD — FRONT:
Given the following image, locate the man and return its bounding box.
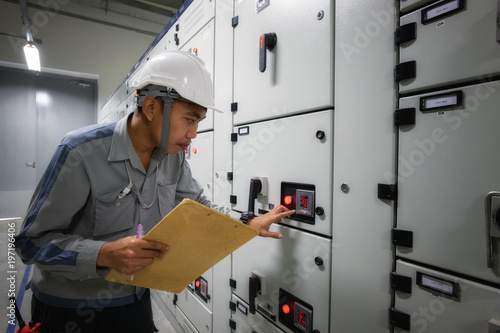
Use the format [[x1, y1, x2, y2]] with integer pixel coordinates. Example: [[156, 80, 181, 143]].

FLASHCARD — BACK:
[[15, 51, 294, 332]]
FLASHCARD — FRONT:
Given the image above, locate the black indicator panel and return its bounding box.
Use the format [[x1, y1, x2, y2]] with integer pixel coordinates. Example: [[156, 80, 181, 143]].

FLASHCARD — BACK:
[[195, 276, 209, 302], [279, 288, 313, 333], [281, 182, 315, 224]]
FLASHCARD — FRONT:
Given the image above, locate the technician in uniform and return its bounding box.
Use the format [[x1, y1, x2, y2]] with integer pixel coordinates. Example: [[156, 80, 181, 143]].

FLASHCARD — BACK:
[[15, 51, 294, 332]]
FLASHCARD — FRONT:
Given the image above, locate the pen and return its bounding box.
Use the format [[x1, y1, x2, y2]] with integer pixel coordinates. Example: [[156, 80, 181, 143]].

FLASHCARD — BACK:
[[131, 223, 143, 281]]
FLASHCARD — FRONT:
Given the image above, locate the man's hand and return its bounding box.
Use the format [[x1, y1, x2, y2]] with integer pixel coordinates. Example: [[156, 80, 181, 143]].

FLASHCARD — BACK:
[[96, 236, 169, 275], [246, 205, 295, 239]]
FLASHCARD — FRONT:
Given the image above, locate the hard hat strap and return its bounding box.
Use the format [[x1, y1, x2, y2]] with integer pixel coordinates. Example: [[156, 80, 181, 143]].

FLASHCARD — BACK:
[[136, 85, 181, 153], [160, 97, 173, 153]]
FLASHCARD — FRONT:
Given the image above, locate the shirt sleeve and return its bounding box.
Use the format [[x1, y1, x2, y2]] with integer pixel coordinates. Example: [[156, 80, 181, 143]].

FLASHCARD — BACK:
[[174, 157, 242, 221], [14, 144, 106, 281]]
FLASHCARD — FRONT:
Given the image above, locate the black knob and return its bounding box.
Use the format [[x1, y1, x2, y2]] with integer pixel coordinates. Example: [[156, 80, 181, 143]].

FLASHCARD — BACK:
[[495, 207, 500, 227], [248, 178, 262, 215], [315, 206, 324, 216], [314, 257, 324, 266], [259, 33, 277, 72], [316, 130, 325, 140], [249, 276, 261, 314]]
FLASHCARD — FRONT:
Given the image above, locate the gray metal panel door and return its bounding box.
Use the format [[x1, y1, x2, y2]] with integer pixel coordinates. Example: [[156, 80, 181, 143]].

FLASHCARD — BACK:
[[399, 1, 500, 94], [0, 67, 96, 216], [35, 73, 97, 180], [396, 81, 500, 284], [232, 111, 333, 237], [231, 294, 286, 333], [233, 0, 333, 125], [187, 131, 214, 202], [394, 260, 500, 333], [0, 67, 37, 192], [231, 224, 331, 333]]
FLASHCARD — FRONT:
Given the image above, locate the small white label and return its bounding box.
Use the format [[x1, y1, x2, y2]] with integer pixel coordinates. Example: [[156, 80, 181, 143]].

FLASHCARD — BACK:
[[421, 275, 454, 294], [426, 0, 459, 20], [424, 95, 458, 109], [237, 301, 248, 314], [238, 126, 250, 135]]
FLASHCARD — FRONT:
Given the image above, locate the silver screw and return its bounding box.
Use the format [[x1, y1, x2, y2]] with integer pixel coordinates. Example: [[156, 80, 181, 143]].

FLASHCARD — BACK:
[[317, 10, 324, 20], [341, 183, 350, 193]]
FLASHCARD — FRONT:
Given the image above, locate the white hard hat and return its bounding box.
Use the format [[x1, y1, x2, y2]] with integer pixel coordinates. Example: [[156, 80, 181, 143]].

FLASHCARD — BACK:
[[129, 51, 214, 109]]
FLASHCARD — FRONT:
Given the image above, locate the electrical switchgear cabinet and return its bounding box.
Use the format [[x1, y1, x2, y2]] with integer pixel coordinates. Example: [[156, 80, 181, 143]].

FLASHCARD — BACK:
[[175, 0, 215, 51], [398, 1, 500, 94], [232, 111, 333, 237], [176, 288, 213, 333], [400, 0, 436, 14], [230, 294, 286, 333], [232, 0, 333, 125], [231, 224, 331, 333], [396, 81, 500, 284], [393, 260, 500, 333], [179, 19, 215, 131], [187, 131, 215, 200]]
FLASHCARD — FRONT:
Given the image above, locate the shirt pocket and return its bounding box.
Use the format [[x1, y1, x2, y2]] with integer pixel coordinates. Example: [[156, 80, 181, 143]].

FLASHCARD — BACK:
[[93, 187, 135, 238], [157, 180, 177, 217]]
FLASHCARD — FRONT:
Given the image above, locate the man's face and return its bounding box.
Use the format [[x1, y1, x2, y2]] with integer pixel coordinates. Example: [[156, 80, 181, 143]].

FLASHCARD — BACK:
[[164, 100, 207, 154]]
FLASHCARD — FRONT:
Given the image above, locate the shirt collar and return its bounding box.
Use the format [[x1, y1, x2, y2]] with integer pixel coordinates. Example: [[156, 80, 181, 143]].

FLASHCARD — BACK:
[[108, 113, 167, 172], [108, 113, 135, 162]]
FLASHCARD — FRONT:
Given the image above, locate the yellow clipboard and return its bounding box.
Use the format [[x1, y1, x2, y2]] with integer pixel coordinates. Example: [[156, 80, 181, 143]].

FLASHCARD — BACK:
[[105, 199, 258, 293]]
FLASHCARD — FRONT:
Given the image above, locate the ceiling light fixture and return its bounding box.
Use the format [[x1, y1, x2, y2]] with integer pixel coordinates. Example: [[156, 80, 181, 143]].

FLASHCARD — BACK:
[[19, 0, 41, 71], [23, 43, 41, 71]]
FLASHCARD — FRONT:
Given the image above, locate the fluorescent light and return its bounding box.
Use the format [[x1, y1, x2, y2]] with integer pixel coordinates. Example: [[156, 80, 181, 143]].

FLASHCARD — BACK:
[[23, 43, 41, 71]]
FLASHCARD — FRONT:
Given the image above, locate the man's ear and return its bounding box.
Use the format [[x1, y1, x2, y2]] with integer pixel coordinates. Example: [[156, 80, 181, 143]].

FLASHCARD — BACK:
[[142, 96, 156, 122]]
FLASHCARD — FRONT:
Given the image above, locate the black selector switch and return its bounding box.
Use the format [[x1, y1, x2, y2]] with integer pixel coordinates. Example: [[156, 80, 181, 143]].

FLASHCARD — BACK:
[[249, 276, 261, 314], [259, 33, 277, 73]]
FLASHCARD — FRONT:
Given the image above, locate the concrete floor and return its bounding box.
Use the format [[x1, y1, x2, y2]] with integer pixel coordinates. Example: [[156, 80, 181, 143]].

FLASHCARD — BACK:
[[1, 218, 181, 333]]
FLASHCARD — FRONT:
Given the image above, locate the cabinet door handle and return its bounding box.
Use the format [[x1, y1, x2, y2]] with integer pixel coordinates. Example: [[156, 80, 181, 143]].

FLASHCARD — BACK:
[[259, 33, 277, 73], [485, 191, 500, 268]]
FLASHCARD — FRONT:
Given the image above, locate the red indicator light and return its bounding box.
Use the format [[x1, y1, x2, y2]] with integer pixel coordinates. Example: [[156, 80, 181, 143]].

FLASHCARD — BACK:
[[193, 47, 198, 54], [195, 280, 200, 288], [282, 304, 290, 314], [192, 148, 198, 154], [284, 196, 293, 205]]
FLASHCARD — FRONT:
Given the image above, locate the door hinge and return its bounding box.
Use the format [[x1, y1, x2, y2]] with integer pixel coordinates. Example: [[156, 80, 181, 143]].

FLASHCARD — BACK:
[[229, 300, 237, 311], [231, 102, 238, 112], [394, 108, 416, 127], [229, 278, 237, 288], [378, 184, 397, 201], [395, 61, 416, 82], [229, 319, 236, 330], [232, 16, 239, 28], [395, 22, 416, 45], [392, 229, 413, 248], [231, 133, 238, 142], [390, 308, 411, 330], [391, 273, 412, 294]]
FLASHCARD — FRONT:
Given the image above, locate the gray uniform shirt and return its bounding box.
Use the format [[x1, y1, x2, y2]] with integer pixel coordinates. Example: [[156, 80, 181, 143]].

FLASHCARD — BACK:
[[15, 114, 239, 308]]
